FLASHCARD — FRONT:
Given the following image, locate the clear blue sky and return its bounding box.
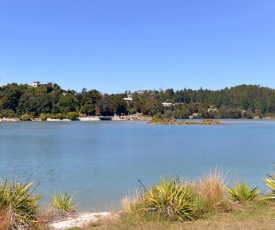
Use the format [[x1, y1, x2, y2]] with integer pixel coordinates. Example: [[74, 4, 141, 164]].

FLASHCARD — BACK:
[[1, 0, 275, 93]]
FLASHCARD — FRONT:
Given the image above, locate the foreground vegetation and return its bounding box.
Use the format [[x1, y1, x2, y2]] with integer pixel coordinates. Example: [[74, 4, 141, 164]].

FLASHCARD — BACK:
[[0, 177, 76, 229], [81, 202, 275, 230], [70, 169, 275, 230], [71, 170, 275, 230], [2, 83, 275, 120], [0, 179, 43, 229], [1, 168, 275, 229]]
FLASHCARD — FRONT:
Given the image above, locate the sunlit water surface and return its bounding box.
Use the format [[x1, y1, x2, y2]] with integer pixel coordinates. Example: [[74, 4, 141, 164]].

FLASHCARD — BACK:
[[0, 120, 275, 211]]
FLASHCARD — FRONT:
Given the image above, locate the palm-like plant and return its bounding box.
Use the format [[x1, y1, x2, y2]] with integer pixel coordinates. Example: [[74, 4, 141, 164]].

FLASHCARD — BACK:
[[262, 174, 275, 200], [0, 179, 43, 228], [226, 183, 259, 202], [140, 177, 195, 221], [52, 192, 76, 212]]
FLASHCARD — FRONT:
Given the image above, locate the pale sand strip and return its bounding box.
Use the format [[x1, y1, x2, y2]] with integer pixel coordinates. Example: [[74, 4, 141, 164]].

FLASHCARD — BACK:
[[49, 212, 110, 229]]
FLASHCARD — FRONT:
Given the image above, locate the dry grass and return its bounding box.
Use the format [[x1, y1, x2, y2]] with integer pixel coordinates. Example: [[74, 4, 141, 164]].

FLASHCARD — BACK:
[[121, 190, 141, 214], [196, 168, 228, 210], [0, 210, 9, 230]]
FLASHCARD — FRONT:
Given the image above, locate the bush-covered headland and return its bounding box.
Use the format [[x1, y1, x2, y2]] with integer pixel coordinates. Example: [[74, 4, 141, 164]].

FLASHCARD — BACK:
[[2, 83, 275, 121]]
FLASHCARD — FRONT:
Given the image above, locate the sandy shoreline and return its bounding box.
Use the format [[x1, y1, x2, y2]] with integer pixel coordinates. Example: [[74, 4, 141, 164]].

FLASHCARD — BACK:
[[49, 211, 111, 229]]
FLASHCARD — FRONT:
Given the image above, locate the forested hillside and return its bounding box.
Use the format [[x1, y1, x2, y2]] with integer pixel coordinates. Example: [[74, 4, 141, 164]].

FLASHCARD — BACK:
[[1, 83, 275, 120]]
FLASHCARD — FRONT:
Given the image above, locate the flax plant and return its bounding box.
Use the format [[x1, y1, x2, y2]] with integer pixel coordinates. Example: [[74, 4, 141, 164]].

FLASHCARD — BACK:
[[52, 192, 76, 212], [226, 183, 259, 202], [0, 179, 43, 229], [262, 174, 275, 200], [140, 177, 195, 221]]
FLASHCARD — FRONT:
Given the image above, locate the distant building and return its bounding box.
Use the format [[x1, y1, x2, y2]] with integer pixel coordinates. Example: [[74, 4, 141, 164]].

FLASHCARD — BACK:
[[32, 81, 41, 87], [32, 81, 47, 87], [207, 108, 217, 112], [162, 102, 172, 107], [123, 91, 133, 102], [137, 90, 145, 95], [136, 90, 153, 95], [127, 92, 133, 98], [123, 97, 133, 101]]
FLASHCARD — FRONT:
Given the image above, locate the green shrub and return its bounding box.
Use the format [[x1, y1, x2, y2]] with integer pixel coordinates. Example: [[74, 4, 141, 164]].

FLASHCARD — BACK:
[[7, 113, 18, 118], [39, 113, 50, 121], [66, 112, 79, 120], [139, 177, 195, 221], [20, 113, 34, 121], [0, 109, 17, 118], [0, 179, 43, 229], [54, 113, 65, 120], [226, 183, 259, 202], [52, 192, 76, 212], [149, 114, 176, 124]]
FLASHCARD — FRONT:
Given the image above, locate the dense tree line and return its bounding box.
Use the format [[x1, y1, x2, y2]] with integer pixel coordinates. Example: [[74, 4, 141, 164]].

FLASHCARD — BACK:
[[1, 83, 275, 120]]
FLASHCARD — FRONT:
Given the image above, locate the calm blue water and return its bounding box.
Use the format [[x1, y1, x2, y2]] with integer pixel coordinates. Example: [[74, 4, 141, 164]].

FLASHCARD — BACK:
[[0, 120, 275, 211]]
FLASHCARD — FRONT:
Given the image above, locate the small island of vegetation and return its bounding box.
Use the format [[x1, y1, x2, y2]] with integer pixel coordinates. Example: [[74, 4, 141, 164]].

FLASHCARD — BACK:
[[148, 114, 224, 125]]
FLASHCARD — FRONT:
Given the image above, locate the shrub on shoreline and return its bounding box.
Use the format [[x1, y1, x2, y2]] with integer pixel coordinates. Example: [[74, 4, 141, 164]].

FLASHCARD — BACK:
[[20, 113, 34, 121]]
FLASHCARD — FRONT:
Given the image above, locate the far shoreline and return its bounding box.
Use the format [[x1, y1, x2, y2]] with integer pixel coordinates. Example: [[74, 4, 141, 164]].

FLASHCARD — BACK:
[[1, 116, 275, 123]]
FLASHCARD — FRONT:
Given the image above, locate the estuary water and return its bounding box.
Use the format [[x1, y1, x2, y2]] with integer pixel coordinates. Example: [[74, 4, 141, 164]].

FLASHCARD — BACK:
[[0, 120, 275, 211]]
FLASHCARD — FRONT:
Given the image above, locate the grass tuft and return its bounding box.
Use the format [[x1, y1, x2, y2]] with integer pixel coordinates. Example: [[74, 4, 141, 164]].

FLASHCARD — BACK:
[[196, 168, 227, 211], [122, 190, 141, 214]]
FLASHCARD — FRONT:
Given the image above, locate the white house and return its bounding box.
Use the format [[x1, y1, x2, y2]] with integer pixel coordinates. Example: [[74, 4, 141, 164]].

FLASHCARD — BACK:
[[32, 81, 41, 87], [123, 97, 133, 101], [162, 102, 172, 107]]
